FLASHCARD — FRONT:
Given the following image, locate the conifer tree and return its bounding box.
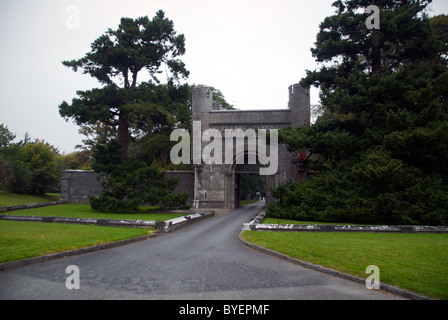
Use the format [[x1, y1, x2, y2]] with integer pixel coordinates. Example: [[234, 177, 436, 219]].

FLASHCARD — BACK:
[[59, 10, 189, 158], [270, 1, 448, 225]]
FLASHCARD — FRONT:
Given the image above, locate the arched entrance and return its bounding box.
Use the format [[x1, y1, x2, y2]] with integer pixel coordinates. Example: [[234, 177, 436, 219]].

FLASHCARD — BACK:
[[232, 151, 268, 209], [234, 164, 266, 208]]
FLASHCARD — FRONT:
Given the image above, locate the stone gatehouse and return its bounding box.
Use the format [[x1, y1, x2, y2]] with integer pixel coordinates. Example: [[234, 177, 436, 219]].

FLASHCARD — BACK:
[[191, 84, 310, 209]]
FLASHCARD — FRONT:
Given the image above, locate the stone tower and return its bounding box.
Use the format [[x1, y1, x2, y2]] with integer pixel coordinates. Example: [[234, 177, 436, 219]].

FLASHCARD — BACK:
[[288, 83, 311, 126]]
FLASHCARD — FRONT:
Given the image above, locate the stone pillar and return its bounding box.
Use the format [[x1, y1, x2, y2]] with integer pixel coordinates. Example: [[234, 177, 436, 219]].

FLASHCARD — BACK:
[[193, 164, 204, 209], [265, 175, 276, 204], [192, 87, 213, 208], [60, 174, 71, 202], [224, 172, 234, 209], [288, 84, 311, 181]]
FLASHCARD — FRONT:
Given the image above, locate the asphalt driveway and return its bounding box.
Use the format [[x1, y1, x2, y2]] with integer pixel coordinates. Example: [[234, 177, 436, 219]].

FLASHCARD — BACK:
[[0, 201, 402, 300]]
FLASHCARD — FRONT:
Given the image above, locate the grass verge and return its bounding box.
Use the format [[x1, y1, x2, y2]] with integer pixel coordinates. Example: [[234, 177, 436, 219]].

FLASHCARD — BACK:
[[4, 203, 188, 221], [0, 220, 151, 264], [0, 191, 60, 207], [241, 231, 448, 300]]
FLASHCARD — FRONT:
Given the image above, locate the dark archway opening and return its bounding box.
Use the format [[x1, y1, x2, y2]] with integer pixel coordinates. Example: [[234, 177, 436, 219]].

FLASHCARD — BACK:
[[234, 163, 266, 208]]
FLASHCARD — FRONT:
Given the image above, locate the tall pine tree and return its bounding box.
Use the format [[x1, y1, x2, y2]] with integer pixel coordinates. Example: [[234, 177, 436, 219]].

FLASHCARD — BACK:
[[59, 11, 190, 212], [270, 1, 448, 225], [59, 10, 189, 158]]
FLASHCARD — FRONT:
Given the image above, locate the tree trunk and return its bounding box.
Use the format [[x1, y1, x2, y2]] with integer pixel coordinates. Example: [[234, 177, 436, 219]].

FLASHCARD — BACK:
[[118, 112, 129, 158], [371, 34, 382, 75]]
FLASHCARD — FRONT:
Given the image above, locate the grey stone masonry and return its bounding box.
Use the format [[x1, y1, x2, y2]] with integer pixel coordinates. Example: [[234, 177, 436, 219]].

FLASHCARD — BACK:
[[192, 84, 310, 210], [60, 170, 104, 204]]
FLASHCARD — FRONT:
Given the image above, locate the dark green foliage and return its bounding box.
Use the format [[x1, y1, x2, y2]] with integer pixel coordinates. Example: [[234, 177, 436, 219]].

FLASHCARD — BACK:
[[61, 11, 189, 87], [269, 152, 448, 225], [60, 11, 189, 157], [91, 139, 123, 176], [268, 2, 448, 225], [0, 125, 61, 195], [240, 174, 265, 200], [21, 142, 61, 195], [89, 140, 188, 212]]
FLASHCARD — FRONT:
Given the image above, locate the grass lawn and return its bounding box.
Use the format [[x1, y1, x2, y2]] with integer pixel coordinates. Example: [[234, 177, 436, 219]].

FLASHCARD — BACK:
[[4, 203, 189, 221], [0, 191, 60, 207], [242, 231, 448, 300], [0, 193, 192, 264], [0, 220, 151, 264]]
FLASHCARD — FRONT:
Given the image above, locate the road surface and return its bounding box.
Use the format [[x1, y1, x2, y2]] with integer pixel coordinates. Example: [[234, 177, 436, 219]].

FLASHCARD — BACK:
[[0, 201, 402, 300]]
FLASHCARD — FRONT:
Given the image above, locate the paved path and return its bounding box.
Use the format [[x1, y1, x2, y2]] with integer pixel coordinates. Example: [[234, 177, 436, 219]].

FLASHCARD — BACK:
[[0, 202, 402, 300]]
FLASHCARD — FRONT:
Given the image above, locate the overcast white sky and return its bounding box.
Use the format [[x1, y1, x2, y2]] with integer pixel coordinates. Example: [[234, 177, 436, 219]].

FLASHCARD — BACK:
[[1, 0, 447, 154]]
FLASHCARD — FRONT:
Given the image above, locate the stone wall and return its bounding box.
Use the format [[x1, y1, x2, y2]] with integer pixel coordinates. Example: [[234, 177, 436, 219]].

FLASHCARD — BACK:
[[60, 170, 194, 205], [60, 170, 104, 204], [165, 170, 195, 204]]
